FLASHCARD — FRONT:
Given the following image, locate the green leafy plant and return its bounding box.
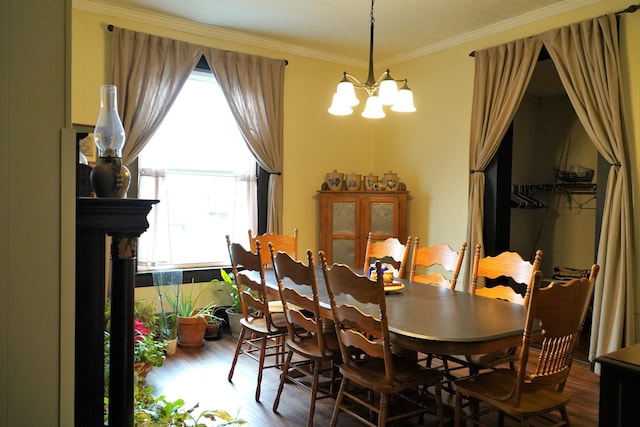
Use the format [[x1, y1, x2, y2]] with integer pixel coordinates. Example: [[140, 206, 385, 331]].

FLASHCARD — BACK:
[[134, 327, 167, 367], [153, 271, 182, 339], [160, 313, 178, 341], [134, 299, 161, 337], [198, 302, 225, 326], [133, 385, 247, 426], [210, 269, 240, 314], [105, 381, 247, 426], [166, 279, 208, 318]]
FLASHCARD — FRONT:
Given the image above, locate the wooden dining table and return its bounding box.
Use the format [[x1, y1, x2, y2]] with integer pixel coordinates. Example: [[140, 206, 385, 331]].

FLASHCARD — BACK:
[[243, 267, 528, 357]]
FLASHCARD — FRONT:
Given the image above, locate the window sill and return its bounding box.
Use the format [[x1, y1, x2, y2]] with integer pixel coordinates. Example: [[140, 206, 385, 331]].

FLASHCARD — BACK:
[[135, 266, 231, 287]]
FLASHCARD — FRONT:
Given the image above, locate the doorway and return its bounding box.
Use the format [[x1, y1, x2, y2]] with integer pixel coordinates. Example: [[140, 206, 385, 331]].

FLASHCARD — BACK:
[[483, 51, 604, 361]]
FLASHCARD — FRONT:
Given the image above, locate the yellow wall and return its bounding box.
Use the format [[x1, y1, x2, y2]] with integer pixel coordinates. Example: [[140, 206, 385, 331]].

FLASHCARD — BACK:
[[72, 9, 374, 256], [377, 0, 640, 258], [3, 0, 74, 425], [73, 0, 640, 315]]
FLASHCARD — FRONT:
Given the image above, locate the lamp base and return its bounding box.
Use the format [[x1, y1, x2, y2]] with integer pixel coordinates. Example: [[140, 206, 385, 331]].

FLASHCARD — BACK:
[[90, 156, 131, 198]]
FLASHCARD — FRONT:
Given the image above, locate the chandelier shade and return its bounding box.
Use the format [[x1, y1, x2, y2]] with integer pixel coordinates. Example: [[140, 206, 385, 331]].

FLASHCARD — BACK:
[[328, 0, 416, 119]]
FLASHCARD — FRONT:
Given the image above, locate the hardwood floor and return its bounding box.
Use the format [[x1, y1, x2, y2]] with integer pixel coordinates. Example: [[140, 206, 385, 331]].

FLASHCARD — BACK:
[[146, 332, 600, 426]]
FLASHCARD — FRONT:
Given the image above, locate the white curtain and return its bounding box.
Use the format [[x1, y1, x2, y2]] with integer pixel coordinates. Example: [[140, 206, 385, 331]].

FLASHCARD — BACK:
[[231, 171, 258, 244], [138, 168, 172, 267]]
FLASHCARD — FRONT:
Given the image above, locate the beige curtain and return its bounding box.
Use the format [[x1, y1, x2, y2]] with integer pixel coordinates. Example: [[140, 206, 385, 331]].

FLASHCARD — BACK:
[[463, 38, 543, 289], [111, 27, 202, 164], [543, 14, 634, 361], [110, 28, 285, 234], [203, 49, 286, 233]]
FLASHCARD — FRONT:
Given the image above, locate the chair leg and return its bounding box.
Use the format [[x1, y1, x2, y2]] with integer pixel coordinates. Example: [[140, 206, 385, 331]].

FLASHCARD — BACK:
[[433, 380, 444, 427], [329, 360, 339, 396], [228, 327, 246, 382], [306, 359, 321, 427], [272, 350, 294, 412], [255, 335, 268, 401], [454, 390, 463, 427], [330, 376, 348, 427], [559, 406, 570, 425], [378, 393, 389, 427]]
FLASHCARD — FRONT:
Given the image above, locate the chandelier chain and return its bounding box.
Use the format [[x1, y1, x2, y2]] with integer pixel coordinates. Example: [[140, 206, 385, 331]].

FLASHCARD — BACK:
[[370, 0, 375, 25]]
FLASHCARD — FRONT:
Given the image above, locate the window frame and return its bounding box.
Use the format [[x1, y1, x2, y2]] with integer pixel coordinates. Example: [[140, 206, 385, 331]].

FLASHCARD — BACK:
[[134, 56, 268, 282]]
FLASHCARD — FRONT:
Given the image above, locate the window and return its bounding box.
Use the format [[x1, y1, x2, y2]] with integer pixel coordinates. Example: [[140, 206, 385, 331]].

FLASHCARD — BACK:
[[137, 69, 257, 270]]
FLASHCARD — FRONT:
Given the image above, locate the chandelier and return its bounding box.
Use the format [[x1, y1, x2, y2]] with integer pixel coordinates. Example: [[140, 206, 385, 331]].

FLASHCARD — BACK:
[[328, 0, 416, 119]]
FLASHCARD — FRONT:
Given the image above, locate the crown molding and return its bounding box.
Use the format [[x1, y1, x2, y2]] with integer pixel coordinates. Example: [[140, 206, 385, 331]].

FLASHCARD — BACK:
[[72, 0, 367, 68], [382, 0, 600, 66], [74, 0, 599, 68]]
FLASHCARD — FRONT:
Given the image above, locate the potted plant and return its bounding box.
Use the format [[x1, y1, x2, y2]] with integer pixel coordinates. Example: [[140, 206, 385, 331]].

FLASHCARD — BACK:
[[166, 280, 209, 348], [133, 319, 167, 377], [211, 269, 243, 338], [200, 304, 224, 340], [161, 313, 178, 355], [152, 272, 181, 353], [104, 299, 168, 379]]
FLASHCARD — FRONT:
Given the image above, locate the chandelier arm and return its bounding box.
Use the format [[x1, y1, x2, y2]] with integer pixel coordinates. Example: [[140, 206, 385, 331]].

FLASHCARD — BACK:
[[343, 72, 366, 88]]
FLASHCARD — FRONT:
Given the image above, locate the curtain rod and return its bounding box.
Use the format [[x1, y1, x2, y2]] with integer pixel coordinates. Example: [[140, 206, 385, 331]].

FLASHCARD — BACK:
[[106, 24, 289, 65], [467, 3, 639, 57]]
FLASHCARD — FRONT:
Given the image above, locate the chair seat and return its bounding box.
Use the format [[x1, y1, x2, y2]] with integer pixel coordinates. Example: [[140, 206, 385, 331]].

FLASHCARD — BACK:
[[287, 331, 340, 359], [465, 348, 518, 367], [268, 300, 284, 312], [340, 356, 443, 394], [456, 368, 571, 418], [240, 314, 287, 332]]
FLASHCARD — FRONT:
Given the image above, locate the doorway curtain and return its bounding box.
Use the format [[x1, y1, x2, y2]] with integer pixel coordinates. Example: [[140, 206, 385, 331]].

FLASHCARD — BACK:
[[464, 14, 634, 361]]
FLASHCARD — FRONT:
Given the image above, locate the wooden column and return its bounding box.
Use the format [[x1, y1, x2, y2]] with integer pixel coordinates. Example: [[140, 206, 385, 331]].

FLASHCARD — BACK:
[[75, 198, 157, 427]]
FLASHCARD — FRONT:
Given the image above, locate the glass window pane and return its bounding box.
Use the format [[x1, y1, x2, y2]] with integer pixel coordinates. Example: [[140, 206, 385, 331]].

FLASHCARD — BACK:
[[137, 70, 256, 269]]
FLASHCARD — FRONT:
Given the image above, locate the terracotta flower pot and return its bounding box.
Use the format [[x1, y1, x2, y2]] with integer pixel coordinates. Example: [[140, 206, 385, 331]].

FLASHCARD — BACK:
[[177, 316, 206, 348], [134, 361, 151, 378], [205, 323, 221, 340]]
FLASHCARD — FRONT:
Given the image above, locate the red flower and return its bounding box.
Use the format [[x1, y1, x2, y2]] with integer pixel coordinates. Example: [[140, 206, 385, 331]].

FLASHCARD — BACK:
[[134, 318, 150, 342]]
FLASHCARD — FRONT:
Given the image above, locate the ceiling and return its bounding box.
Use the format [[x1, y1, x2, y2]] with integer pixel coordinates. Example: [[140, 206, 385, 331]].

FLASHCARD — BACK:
[[81, 0, 582, 97], [84, 0, 598, 66]]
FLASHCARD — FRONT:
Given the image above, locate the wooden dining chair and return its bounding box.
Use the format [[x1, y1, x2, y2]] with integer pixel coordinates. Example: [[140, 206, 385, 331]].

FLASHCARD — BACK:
[[409, 238, 467, 289], [363, 232, 412, 279], [471, 243, 542, 298], [463, 244, 543, 374], [249, 228, 298, 268], [225, 236, 287, 401], [408, 239, 467, 387], [270, 245, 342, 427], [321, 253, 444, 427], [248, 228, 298, 313], [454, 265, 599, 427]]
